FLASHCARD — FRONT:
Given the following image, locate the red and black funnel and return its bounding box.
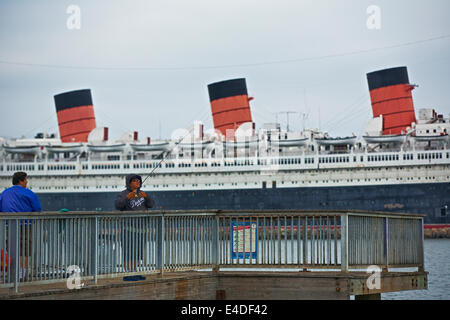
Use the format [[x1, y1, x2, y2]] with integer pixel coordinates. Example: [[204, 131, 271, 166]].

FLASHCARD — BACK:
[[207, 78, 253, 137], [367, 67, 416, 135], [54, 89, 97, 142]]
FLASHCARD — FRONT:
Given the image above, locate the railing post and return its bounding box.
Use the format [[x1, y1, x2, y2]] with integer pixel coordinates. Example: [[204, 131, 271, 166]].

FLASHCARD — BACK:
[[9, 219, 19, 293], [384, 217, 389, 271], [418, 218, 425, 272], [340, 213, 349, 273], [89, 217, 98, 283], [212, 215, 219, 272], [156, 215, 165, 275]]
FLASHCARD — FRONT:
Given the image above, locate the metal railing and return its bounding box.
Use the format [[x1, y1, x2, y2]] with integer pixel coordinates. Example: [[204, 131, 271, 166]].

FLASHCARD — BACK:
[[0, 210, 425, 292]]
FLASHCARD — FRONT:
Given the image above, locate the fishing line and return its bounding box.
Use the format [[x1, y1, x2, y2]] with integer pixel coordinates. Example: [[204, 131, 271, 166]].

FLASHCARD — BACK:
[[140, 108, 213, 185]]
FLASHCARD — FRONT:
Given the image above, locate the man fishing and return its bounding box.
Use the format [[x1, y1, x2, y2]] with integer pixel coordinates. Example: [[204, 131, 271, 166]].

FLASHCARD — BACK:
[[114, 174, 154, 211]]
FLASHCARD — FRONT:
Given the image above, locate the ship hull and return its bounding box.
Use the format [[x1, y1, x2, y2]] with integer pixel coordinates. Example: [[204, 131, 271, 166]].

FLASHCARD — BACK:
[[36, 182, 450, 224]]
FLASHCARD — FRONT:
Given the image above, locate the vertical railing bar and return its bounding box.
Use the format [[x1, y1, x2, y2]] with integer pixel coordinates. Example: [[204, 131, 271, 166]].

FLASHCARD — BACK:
[[291, 216, 294, 265], [111, 217, 114, 274], [171, 217, 175, 268], [277, 216, 281, 265], [143, 217, 147, 271], [222, 216, 226, 266], [20, 218, 24, 282], [61, 218, 65, 280], [318, 216, 322, 265], [78, 218, 82, 278], [184, 216, 188, 267], [141, 216, 145, 271], [334, 216, 338, 266], [252, 216, 261, 265], [263, 217, 266, 265], [39, 219, 43, 281], [126, 216, 129, 273], [42, 219, 46, 281], [131, 217, 135, 271], [101, 218, 105, 275], [189, 216, 192, 266], [201, 216, 204, 266], [103, 217, 107, 275], [341, 213, 349, 272], [196, 216, 199, 266], [327, 216, 331, 266], [179, 216, 183, 267], [166, 217, 170, 270], [134, 217, 137, 271], [222, 217, 225, 265], [174, 217, 177, 269], [1, 220, 5, 283], [27, 219, 31, 281], [57, 218, 64, 279], [311, 216, 315, 266], [199, 216, 202, 266], [284, 216, 287, 265], [269, 215, 272, 265], [72, 218, 76, 277], [303, 216, 307, 265]]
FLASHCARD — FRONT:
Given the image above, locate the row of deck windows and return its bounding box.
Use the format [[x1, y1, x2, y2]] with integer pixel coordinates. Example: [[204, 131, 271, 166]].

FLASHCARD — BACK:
[[369, 154, 400, 162], [319, 156, 350, 164], [2, 152, 449, 172], [418, 153, 443, 160]]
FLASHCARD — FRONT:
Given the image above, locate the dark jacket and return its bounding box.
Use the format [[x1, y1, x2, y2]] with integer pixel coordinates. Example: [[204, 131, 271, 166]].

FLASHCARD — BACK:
[[114, 174, 154, 211]]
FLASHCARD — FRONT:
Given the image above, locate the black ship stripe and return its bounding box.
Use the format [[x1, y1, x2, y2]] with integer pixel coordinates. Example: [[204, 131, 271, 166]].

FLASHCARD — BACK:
[[211, 106, 250, 116], [371, 96, 413, 105], [215, 120, 250, 129], [60, 129, 93, 139], [54, 89, 93, 111], [58, 116, 96, 126], [367, 67, 410, 91], [208, 78, 248, 101]]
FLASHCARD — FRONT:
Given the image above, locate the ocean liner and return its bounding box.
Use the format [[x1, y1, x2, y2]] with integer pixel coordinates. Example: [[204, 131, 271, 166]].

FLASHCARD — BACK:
[[1, 67, 449, 224]]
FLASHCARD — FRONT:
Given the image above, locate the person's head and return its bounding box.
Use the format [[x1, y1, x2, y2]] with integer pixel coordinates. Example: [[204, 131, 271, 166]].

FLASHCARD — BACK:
[[13, 171, 28, 188], [126, 174, 142, 191]]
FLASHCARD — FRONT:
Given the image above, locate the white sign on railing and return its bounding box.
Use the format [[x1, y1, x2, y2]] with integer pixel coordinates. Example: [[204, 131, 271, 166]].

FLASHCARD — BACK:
[[231, 222, 257, 259]]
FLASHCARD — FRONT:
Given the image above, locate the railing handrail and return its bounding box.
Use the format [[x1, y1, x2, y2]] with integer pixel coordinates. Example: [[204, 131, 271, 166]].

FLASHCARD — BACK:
[[0, 209, 427, 218]]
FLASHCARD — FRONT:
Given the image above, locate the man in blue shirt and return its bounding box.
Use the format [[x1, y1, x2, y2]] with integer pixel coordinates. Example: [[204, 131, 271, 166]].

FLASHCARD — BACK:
[[0, 172, 41, 212]]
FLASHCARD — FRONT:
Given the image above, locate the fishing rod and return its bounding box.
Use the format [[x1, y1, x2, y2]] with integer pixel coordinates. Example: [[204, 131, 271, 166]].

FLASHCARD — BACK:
[[140, 126, 197, 185]]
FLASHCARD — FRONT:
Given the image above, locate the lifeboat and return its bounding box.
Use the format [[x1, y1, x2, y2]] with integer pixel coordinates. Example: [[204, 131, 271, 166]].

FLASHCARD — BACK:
[[412, 134, 449, 142], [3, 145, 41, 154], [271, 137, 308, 147], [46, 143, 84, 153], [87, 143, 125, 152], [130, 142, 170, 152], [363, 134, 406, 144], [223, 139, 259, 149], [315, 136, 357, 146], [178, 141, 214, 150]]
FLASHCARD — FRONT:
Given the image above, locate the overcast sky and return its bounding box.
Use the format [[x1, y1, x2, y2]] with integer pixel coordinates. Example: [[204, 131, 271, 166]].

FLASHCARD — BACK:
[[1, 0, 449, 141]]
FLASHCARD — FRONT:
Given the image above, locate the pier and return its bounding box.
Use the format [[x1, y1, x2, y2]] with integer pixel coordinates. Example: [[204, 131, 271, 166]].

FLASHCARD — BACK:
[[0, 210, 427, 300]]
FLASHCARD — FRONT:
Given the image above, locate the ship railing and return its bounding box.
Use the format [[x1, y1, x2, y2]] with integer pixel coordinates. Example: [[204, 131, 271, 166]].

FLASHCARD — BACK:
[[0, 210, 425, 292]]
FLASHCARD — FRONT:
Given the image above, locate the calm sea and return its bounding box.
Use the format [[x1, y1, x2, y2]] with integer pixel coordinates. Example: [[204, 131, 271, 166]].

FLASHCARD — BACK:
[[382, 239, 450, 300]]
